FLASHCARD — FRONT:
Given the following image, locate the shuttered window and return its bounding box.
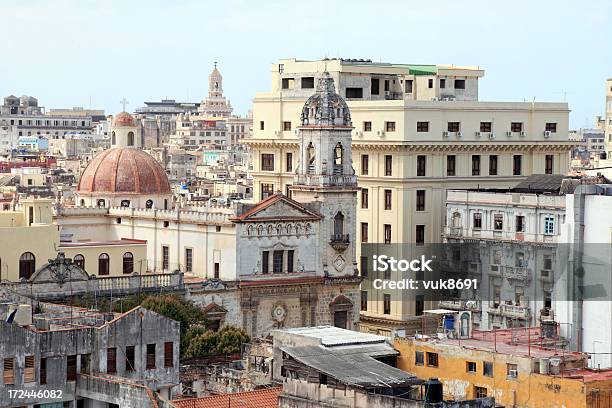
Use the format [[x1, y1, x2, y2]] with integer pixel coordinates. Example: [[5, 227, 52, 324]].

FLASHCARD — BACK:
[[24, 356, 35, 383], [164, 342, 173, 368], [3, 358, 14, 385]]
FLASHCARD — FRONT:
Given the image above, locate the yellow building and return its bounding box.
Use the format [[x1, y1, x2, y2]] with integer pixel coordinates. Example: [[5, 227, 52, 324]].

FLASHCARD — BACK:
[[0, 197, 149, 281], [394, 330, 612, 408], [246, 58, 575, 334]]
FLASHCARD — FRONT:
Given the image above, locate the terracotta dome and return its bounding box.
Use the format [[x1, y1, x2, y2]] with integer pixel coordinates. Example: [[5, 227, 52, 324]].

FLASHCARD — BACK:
[[113, 111, 136, 127], [77, 148, 171, 195]]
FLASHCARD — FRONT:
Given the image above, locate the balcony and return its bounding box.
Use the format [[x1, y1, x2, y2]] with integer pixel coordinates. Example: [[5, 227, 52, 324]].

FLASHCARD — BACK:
[[439, 299, 480, 311], [330, 234, 350, 251], [295, 174, 357, 187], [540, 269, 554, 283], [500, 304, 531, 319]]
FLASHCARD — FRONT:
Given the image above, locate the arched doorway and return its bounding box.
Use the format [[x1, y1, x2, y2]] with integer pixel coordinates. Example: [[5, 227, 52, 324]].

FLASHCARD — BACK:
[[123, 252, 134, 274], [98, 253, 109, 276], [19, 252, 35, 280]]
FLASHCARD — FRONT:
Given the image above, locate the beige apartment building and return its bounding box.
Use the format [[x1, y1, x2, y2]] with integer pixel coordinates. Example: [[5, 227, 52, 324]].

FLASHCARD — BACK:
[[245, 58, 574, 335]]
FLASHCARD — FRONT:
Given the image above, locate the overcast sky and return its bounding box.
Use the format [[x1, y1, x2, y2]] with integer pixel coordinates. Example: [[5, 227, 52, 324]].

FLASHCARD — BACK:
[[1, 0, 610, 128]]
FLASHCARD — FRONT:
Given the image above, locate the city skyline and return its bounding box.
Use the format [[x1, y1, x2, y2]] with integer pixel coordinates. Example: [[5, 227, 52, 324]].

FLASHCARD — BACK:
[[1, 0, 611, 128]]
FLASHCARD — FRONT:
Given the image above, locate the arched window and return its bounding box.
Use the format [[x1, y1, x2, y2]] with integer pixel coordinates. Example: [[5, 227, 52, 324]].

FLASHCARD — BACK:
[[19, 252, 35, 280], [111, 131, 116, 145], [97, 199, 106, 207], [334, 212, 344, 236], [127, 131, 134, 146], [98, 253, 109, 276], [452, 212, 462, 228], [120, 200, 130, 208], [307, 143, 315, 174], [145, 199, 153, 209], [334, 142, 344, 166], [122, 252, 134, 274], [80, 199, 85, 207], [73, 254, 85, 269]]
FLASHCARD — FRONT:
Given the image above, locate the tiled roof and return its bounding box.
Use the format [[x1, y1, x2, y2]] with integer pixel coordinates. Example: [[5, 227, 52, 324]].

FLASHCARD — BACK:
[[172, 387, 281, 408]]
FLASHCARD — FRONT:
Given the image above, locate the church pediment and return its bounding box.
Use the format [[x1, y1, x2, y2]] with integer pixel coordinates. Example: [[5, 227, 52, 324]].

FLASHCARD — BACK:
[[29, 253, 90, 286], [232, 194, 321, 223]]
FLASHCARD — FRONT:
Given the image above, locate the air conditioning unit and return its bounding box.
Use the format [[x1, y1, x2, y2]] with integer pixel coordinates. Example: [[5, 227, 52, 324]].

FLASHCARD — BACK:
[[544, 131, 552, 138], [456, 131, 462, 137], [355, 131, 363, 137], [384, 91, 391, 97], [508, 370, 518, 379], [506, 131, 512, 137], [475, 131, 481, 137], [376, 130, 385, 136], [488, 133, 496, 140], [520, 131, 526, 137], [442, 131, 449, 137], [274, 130, 281, 136]]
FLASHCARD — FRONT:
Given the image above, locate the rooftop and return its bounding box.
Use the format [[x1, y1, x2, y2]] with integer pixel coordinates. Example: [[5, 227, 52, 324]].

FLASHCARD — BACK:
[[59, 238, 147, 247], [277, 325, 389, 347], [172, 387, 281, 408]]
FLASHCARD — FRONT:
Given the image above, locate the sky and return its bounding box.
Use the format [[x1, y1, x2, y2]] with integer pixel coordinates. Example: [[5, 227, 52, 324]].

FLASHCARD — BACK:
[[1, 0, 610, 129]]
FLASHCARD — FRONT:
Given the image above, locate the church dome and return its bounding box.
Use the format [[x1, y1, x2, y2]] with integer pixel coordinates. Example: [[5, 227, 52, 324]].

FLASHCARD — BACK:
[[300, 72, 352, 127], [77, 148, 171, 195], [113, 111, 136, 127]]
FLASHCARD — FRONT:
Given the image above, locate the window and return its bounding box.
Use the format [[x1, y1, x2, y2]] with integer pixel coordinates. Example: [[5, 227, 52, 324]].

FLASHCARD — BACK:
[[415, 351, 424, 366], [214, 262, 220, 279], [472, 155, 480, 176], [384, 189, 392, 210], [544, 291, 552, 309], [361, 291, 368, 311], [447, 155, 456, 176], [475, 386, 488, 398], [361, 189, 369, 209], [466, 361, 477, 373], [261, 154, 274, 171], [385, 121, 396, 132], [273, 251, 283, 273], [416, 155, 426, 176], [516, 216, 525, 232], [162, 246, 169, 270], [385, 155, 393, 176], [185, 248, 193, 273], [333, 212, 344, 236], [507, 363, 518, 378], [163, 220, 169, 228], [259, 121, 264, 130], [98, 253, 109, 276], [543, 254, 553, 270], [371, 78, 380, 95], [127, 131, 134, 146], [363, 121, 372, 132], [483, 361, 494, 377], [40, 358, 47, 385], [489, 155, 498, 176], [545, 155, 554, 174], [19, 252, 35, 280], [416, 294, 424, 316], [125, 346, 135, 372], [24, 356, 35, 383], [383, 294, 391, 314], [545, 122, 557, 133], [281, 77, 294, 89], [287, 250, 294, 273], [286, 152, 293, 172], [384, 224, 391, 244], [123, 252, 134, 274], [360, 256, 368, 277], [494, 214, 503, 231], [473, 213, 482, 229], [262, 251, 269, 274], [416, 225, 425, 246], [261, 183, 274, 200], [544, 216, 555, 235], [440, 78, 446, 88], [146, 344, 156, 369], [3, 358, 14, 385], [361, 223, 369, 243], [107, 348, 117, 374], [405, 80, 413, 93], [70, 254, 84, 270], [416, 190, 425, 211], [417, 121, 429, 132], [164, 342, 174, 368], [513, 155, 522, 175], [480, 122, 492, 132], [447, 122, 460, 132], [455, 79, 465, 89], [301, 77, 315, 89], [361, 155, 369, 175], [426, 352, 439, 367], [346, 87, 363, 98], [511, 122, 523, 132], [428, 78, 433, 88], [67, 355, 77, 381]]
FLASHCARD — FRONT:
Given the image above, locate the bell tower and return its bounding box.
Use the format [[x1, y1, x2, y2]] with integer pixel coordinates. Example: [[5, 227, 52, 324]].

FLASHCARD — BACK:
[[290, 72, 358, 277]]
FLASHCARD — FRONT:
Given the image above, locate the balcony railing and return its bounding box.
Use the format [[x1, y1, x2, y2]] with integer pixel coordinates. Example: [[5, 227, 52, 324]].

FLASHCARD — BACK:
[[500, 304, 531, 319], [330, 233, 350, 250], [294, 174, 357, 187], [439, 299, 480, 311], [503, 266, 531, 281]]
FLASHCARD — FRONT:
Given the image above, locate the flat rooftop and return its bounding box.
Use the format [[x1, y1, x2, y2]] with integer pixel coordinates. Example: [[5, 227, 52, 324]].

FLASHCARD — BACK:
[[278, 325, 389, 346]]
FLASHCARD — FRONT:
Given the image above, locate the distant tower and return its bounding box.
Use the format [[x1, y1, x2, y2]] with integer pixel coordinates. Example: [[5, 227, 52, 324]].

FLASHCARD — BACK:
[[198, 63, 233, 118], [291, 72, 358, 276]]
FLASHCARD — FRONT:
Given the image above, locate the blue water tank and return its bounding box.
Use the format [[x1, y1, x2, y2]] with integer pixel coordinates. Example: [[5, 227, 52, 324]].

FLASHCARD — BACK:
[[443, 314, 455, 331]]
